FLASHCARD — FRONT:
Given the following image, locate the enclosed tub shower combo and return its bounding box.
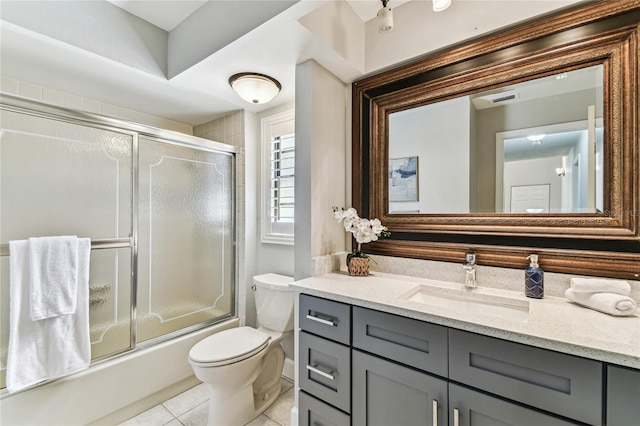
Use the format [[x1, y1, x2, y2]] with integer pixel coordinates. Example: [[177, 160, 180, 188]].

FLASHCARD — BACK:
[[0, 95, 236, 401]]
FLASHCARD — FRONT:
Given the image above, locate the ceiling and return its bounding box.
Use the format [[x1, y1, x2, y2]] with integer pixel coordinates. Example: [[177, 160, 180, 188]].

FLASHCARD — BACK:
[[105, 0, 409, 31], [0, 1, 583, 127], [105, 0, 210, 31]]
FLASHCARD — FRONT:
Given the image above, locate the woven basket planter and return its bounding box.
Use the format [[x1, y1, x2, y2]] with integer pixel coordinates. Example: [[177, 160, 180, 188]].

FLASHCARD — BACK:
[[347, 257, 370, 276]]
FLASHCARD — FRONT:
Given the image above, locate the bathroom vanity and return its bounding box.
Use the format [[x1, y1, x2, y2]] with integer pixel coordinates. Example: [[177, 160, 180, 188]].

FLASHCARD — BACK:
[[294, 272, 640, 426]]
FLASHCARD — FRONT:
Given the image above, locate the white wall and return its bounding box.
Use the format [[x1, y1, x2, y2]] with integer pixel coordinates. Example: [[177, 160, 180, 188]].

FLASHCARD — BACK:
[[298, 0, 365, 76], [0, 77, 192, 134], [1, 1, 168, 78], [167, 1, 297, 78], [295, 60, 348, 281], [389, 96, 470, 213], [364, 1, 581, 74]]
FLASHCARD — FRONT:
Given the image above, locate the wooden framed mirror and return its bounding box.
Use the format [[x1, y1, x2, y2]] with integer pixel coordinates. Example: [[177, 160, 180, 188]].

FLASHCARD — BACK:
[[352, 2, 640, 279]]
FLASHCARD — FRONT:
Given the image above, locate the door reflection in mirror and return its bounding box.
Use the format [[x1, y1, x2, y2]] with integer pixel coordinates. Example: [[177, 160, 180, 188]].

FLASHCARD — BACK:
[[498, 121, 604, 214]]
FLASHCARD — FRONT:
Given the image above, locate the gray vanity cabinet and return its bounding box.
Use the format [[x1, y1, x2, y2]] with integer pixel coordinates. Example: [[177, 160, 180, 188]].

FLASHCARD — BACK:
[[299, 295, 352, 424], [449, 329, 602, 425], [449, 384, 577, 426], [351, 306, 449, 425], [352, 306, 448, 376], [352, 350, 448, 426], [299, 390, 350, 426], [299, 331, 351, 413], [606, 365, 640, 425], [298, 294, 637, 426], [300, 294, 351, 345]]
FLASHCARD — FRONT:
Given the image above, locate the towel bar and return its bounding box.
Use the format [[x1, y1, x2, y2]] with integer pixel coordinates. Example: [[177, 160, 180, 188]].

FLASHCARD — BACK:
[[0, 238, 132, 257]]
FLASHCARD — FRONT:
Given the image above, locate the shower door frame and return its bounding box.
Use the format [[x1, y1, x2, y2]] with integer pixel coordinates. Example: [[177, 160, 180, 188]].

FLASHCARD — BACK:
[[0, 94, 237, 368]]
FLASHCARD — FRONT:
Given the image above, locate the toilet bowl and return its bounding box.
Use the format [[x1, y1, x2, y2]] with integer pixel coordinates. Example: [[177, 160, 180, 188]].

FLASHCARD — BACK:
[[188, 273, 294, 426]]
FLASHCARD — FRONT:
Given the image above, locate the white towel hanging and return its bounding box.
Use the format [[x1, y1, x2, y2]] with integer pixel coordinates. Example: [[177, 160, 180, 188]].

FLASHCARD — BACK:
[[7, 237, 91, 393], [29, 236, 79, 320]]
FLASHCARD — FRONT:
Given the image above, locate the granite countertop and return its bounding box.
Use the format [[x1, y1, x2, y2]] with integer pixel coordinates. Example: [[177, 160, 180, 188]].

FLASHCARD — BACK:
[[292, 271, 640, 369]]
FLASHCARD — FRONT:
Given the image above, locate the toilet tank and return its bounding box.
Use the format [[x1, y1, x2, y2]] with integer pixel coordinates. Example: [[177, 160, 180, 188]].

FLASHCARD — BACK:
[[253, 273, 294, 332]]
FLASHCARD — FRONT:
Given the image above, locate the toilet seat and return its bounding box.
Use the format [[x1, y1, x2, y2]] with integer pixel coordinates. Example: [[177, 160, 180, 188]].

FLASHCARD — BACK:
[[189, 327, 270, 367]]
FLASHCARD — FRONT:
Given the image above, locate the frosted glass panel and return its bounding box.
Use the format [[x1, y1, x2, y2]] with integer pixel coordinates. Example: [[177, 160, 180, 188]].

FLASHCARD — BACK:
[[0, 248, 132, 388], [0, 109, 134, 389], [88, 248, 132, 359], [137, 138, 234, 342], [0, 110, 132, 242]]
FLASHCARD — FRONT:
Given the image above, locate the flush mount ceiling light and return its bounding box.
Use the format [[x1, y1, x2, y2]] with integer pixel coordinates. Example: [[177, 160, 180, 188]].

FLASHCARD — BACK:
[[377, 0, 393, 33], [229, 73, 281, 104], [432, 0, 451, 12], [527, 134, 545, 145]]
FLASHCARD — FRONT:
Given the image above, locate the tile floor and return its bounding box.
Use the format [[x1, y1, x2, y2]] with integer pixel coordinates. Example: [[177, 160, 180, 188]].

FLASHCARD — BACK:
[[119, 377, 294, 426]]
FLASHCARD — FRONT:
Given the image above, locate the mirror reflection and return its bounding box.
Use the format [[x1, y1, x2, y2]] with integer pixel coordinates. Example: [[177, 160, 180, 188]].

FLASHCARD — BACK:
[[388, 65, 603, 214]]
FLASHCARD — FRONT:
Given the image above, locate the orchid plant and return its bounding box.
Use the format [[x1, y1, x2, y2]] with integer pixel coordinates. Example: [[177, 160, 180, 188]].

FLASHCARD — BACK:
[[332, 207, 391, 263]]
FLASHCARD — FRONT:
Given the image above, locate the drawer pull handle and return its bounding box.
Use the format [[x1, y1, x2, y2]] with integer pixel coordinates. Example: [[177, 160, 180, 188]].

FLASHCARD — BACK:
[[453, 408, 460, 426], [306, 364, 335, 381], [432, 400, 438, 426], [306, 314, 336, 327]]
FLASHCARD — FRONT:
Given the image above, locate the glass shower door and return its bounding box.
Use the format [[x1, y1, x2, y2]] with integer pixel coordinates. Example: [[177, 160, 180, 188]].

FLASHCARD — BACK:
[[136, 137, 235, 343], [0, 109, 134, 387]]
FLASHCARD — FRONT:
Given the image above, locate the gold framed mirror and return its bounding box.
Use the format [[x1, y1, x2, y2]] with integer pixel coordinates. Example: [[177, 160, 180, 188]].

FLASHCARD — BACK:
[[352, 2, 640, 279]]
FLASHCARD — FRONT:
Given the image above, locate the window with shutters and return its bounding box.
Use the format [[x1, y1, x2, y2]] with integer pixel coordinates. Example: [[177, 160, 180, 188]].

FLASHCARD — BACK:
[[261, 110, 295, 244]]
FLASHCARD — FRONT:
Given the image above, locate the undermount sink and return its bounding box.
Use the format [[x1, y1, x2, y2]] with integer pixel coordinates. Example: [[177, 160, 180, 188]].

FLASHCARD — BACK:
[[399, 283, 530, 322]]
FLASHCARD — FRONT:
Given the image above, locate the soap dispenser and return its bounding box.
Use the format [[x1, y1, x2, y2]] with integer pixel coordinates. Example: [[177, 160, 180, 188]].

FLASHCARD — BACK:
[[525, 254, 544, 299]]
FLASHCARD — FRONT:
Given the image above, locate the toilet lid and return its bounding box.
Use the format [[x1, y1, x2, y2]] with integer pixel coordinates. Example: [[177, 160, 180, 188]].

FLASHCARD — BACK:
[[189, 327, 270, 365]]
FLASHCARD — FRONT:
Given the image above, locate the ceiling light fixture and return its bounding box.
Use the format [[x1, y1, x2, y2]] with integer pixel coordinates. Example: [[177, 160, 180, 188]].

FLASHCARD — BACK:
[[377, 0, 393, 33], [527, 134, 545, 145], [432, 0, 452, 12], [229, 73, 281, 104]]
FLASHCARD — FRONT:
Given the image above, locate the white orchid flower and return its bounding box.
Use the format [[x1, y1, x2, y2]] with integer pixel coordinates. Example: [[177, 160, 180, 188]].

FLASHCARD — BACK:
[[332, 206, 390, 253]]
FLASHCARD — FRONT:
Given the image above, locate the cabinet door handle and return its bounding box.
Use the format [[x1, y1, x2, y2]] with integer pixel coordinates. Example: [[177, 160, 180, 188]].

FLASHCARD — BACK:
[[432, 399, 438, 426], [306, 364, 336, 380], [306, 314, 336, 327], [453, 408, 460, 426]]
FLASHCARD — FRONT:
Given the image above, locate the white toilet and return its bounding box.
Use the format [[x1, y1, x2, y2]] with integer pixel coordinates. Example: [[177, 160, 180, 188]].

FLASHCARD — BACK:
[[188, 273, 294, 426]]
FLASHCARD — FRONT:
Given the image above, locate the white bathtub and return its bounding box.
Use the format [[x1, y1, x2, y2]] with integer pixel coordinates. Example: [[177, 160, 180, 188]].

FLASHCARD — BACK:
[[0, 318, 239, 426]]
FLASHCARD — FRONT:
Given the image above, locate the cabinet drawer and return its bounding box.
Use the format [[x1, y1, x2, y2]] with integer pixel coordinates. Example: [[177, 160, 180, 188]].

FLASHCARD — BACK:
[[449, 329, 602, 425], [299, 391, 350, 426], [353, 306, 448, 377], [299, 331, 351, 413], [607, 365, 640, 425], [449, 384, 578, 426], [300, 294, 351, 345], [352, 349, 448, 426]]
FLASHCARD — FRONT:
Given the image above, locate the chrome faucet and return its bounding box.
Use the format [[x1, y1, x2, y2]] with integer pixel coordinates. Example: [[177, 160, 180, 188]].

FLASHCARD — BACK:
[[463, 253, 477, 289]]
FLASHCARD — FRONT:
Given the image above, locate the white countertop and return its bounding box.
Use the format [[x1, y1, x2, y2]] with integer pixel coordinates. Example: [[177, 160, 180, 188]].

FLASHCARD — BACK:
[[293, 271, 640, 368]]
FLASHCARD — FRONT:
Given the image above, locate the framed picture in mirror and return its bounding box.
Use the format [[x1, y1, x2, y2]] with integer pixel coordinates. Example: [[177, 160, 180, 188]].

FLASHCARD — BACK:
[[389, 156, 418, 203]]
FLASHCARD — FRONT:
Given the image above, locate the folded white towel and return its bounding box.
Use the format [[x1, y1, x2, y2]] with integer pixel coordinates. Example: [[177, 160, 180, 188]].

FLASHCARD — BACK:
[[7, 238, 91, 393], [569, 278, 631, 296], [565, 288, 637, 317], [29, 236, 79, 320]]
